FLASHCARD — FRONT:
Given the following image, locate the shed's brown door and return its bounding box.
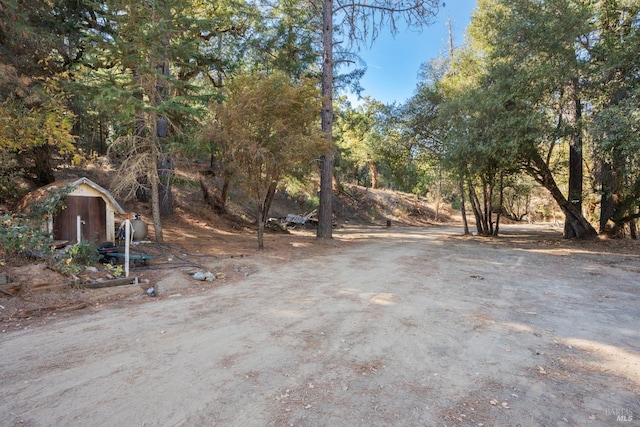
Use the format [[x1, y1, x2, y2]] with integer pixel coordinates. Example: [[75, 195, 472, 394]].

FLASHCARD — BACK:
[[53, 196, 107, 244]]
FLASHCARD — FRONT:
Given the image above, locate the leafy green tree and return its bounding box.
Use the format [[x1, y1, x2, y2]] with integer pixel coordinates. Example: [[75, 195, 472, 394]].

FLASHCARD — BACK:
[[336, 97, 425, 193], [429, 0, 638, 239], [441, 0, 598, 238], [438, 62, 515, 235], [335, 97, 386, 189], [501, 175, 535, 222], [412, 40, 506, 236], [76, 0, 251, 241], [586, 0, 640, 236], [403, 61, 452, 218], [0, 0, 81, 196], [249, 0, 320, 78], [203, 71, 326, 249], [590, 91, 640, 236], [377, 103, 423, 193], [193, 0, 321, 211]]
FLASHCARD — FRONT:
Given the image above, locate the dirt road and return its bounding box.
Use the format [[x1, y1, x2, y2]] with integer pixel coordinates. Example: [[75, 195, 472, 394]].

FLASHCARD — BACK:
[[1, 224, 638, 426]]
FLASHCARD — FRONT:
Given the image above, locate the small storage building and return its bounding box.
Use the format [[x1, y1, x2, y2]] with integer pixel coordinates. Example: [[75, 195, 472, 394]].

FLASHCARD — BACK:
[[17, 177, 125, 244]]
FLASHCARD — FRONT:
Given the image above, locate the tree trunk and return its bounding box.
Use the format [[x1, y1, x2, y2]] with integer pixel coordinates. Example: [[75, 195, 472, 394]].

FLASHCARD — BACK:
[[480, 180, 488, 234], [318, 153, 334, 238], [220, 168, 232, 209], [261, 181, 278, 224], [156, 50, 173, 217], [527, 150, 597, 239], [630, 212, 638, 240], [29, 145, 56, 186], [158, 154, 173, 217], [149, 159, 163, 242], [317, 0, 334, 239], [480, 180, 491, 235], [256, 180, 278, 251], [257, 220, 265, 250], [458, 178, 470, 235], [490, 180, 495, 235], [494, 174, 503, 236], [435, 161, 442, 222], [468, 180, 484, 235], [369, 160, 378, 189], [133, 68, 149, 203], [564, 79, 584, 239], [599, 160, 615, 233]]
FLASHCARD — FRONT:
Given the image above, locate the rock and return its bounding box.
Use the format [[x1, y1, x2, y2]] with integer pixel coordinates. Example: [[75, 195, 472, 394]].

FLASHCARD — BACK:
[[193, 271, 216, 281]]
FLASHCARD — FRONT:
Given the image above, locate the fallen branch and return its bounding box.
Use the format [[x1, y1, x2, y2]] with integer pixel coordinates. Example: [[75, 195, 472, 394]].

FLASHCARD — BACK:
[[85, 277, 139, 289]]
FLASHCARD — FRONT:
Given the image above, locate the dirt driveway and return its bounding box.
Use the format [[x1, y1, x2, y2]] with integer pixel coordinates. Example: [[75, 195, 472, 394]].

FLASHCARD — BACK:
[[1, 224, 638, 426]]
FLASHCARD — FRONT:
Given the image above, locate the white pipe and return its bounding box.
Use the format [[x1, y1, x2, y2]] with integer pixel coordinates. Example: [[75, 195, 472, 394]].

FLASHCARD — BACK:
[[124, 217, 130, 278], [76, 215, 82, 243]]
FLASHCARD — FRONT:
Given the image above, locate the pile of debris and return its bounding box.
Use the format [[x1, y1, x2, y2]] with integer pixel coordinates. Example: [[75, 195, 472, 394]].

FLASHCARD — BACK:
[[268, 209, 318, 231]]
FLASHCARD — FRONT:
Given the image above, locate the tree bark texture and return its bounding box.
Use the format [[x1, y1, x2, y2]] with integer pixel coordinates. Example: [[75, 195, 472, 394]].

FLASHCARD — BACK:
[[564, 79, 584, 239], [257, 220, 265, 250], [133, 67, 149, 203], [256, 180, 279, 251], [220, 169, 231, 210], [156, 53, 174, 217], [494, 175, 504, 236], [458, 178, 470, 235], [467, 180, 484, 235], [261, 181, 278, 224], [149, 159, 163, 242], [158, 154, 173, 217], [630, 215, 638, 239], [317, 0, 334, 239], [482, 178, 494, 236]]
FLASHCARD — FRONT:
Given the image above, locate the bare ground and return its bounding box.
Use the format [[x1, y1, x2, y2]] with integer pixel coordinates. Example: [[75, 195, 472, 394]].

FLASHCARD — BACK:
[[1, 223, 639, 427]]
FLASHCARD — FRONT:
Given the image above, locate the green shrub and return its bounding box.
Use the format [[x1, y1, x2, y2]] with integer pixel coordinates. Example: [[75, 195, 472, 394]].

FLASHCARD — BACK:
[[103, 263, 123, 278], [67, 241, 100, 265], [0, 214, 54, 256], [50, 241, 101, 276]]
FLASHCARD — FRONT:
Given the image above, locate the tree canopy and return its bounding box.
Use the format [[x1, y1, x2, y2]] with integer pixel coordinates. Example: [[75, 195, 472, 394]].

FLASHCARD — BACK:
[[203, 70, 326, 248], [2, 0, 638, 242], [401, 0, 639, 238]]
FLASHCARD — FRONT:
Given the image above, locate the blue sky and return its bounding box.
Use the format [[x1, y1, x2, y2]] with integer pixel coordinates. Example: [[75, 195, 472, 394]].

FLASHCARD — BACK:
[[347, 0, 477, 105]]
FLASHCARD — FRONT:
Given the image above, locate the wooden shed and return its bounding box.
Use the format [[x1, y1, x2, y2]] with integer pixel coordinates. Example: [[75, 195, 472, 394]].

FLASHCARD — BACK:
[[18, 177, 125, 244]]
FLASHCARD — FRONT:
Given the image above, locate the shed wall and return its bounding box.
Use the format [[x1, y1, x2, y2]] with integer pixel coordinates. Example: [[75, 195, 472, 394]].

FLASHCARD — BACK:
[[49, 183, 119, 243]]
